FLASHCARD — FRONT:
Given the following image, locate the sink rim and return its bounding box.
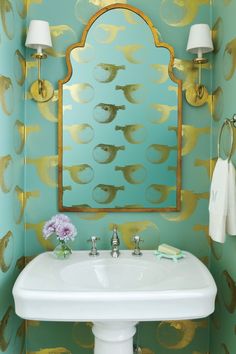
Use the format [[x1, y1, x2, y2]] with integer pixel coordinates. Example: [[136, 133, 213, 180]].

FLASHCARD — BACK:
[[13, 250, 217, 322]]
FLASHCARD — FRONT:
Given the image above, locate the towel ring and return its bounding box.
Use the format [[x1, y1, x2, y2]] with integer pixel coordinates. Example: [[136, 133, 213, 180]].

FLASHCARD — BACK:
[[217, 119, 234, 160]]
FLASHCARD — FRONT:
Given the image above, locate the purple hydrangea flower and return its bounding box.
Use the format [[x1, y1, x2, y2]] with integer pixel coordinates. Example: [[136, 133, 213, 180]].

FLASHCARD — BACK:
[[42, 214, 77, 243], [42, 219, 57, 239], [51, 214, 70, 224], [56, 222, 77, 242]]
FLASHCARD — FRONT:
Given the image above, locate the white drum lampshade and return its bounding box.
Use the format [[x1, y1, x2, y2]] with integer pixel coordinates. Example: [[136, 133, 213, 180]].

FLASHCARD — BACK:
[[25, 20, 52, 54], [186, 24, 213, 59]]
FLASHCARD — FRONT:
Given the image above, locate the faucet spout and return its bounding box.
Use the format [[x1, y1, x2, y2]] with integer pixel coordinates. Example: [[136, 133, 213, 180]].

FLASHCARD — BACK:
[[111, 225, 120, 258]]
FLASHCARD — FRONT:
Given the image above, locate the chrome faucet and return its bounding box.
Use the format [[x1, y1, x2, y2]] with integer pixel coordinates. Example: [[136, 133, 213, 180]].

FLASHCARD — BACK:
[[111, 225, 120, 258]]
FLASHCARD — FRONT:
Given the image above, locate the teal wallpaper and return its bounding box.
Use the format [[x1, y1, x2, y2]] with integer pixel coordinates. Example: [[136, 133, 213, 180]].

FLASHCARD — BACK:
[[210, 1, 236, 353], [24, 1, 213, 353], [5, 0, 236, 354], [0, 0, 26, 353]]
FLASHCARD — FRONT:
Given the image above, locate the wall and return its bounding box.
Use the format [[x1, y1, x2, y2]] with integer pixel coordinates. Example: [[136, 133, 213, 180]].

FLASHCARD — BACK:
[[24, 0, 213, 353], [0, 0, 26, 353], [210, 1, 236, 353]]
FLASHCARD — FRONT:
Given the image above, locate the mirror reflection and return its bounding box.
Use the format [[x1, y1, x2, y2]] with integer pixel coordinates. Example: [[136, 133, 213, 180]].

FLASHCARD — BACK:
[[58, 4, 182, 212]]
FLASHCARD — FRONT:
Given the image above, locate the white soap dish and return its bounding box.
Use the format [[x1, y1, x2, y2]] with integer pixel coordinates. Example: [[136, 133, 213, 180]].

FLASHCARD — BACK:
[[154, 250, 186, 262]]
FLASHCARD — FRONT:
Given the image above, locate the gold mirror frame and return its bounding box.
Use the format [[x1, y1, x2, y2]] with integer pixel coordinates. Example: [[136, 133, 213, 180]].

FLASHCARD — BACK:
[[58, 3, 182, 212]]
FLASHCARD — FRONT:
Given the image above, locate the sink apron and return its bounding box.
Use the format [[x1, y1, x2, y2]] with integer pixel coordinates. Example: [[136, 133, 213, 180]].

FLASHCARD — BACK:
[[92, 321, 138, 354]]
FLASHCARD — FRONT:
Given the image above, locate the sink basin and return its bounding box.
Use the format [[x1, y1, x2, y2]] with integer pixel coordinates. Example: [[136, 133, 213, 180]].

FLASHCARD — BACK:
[[13, 250, 216, 321], [13, 250, 217, 354]]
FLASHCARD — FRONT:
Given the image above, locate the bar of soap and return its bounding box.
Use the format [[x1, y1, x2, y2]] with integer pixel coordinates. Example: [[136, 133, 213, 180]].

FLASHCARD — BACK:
[[158, 243, 181, 255]]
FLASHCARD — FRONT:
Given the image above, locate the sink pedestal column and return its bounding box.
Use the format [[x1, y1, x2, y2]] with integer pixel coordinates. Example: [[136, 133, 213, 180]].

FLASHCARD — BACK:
[[92, 321, 138, 354]]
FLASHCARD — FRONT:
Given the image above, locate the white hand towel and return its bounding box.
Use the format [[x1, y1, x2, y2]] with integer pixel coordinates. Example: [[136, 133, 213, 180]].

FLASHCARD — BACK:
[[209, 158, 229, 243], [226, 161, 236, 235]]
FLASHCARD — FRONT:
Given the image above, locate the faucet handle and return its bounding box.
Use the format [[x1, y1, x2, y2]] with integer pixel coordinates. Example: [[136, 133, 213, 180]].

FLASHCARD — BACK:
[[131, 235, 143, 256], [87, 236, 100, 256]]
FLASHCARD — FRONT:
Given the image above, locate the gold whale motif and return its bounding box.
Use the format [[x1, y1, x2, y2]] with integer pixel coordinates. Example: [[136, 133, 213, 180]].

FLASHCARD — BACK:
[[46, 25, 76, 58], [150, 103, 177, 124], [0, 306, 14, 351], [95, 23, 126, 44], [26, 155, 58, 187], [115, 84, 144, 104], [15, 320, 26, 354], [71, 44, 95, 64], [123, 8, 138, 24], [64, 124, 94, 144], [115, 164, 147, 184], [94, 63, 125, 83], [162, 190, 209, 221], [223, 37, 236, 80], [157, 319, 207, 349], [176, 125, 210, 156], [221, 343, 230, 354], [0, 0, 14, 39], [116, 44, 144, 64], [26, 222, 54, 250], [27, 348, 71, 354], [115, 221, 159, 249], [146, 184, 176, 204], [64, 164, 94, 184], [37, 91, 59, 122], [115, 124, 147, 144], [72, 322, 94, 349], [93, 103, 125, 123], [93, 184, 125, 204], [0, 75, 14, 116], [14, 50, 26, 86], [208, 86, 224, 122], [25, 61, 38, 80], [160, 0, 210, 27], [0, 231, 13, 272], [168, 85, 178, 95], [89, 0, 127, 6], [221, 270, 236, 313], [93, 144, 125, 164], [146, 144, 177, 164], [194, 158, 217, 179], [16, 0, 42, 18], [14, 120, 25, 154], [0, 155, 13, 192], [16, 255, 34, 271], [212, 17, 224, 54], [151, 64, 169, 84], [25, 124, 41, 140], [63, 104, 72, 113], [14, 186, 40, 224], [64, 83, 94, 103], [139, 350, 154, 354]]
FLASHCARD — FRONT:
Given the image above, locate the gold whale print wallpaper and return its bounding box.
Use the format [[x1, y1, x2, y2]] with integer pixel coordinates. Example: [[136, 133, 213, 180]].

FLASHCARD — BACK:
[[210, 1, 236, 353], [0, 0, 235, 353], [0, 0, 26, 353]]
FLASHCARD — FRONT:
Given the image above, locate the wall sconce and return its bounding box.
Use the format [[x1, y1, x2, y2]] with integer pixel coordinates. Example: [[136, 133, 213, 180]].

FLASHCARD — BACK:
[[185, 24, 213, 107], [25, 20, 54, 102]]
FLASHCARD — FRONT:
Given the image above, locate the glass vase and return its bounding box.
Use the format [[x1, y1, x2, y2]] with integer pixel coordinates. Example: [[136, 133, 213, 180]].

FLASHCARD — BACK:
[[53, 240, 72, 259]]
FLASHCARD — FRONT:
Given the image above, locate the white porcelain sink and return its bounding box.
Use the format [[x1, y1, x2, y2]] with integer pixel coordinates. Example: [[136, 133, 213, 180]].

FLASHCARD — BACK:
[[13, 250, 217, 354]]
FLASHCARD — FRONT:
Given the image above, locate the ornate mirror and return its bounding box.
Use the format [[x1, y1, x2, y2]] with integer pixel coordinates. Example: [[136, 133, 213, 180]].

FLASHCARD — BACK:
[[58, 4, 182, 212]]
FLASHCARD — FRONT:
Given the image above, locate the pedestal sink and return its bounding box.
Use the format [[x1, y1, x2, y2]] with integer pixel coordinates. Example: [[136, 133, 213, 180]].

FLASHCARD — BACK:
[[13, 250, 217, 354]]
